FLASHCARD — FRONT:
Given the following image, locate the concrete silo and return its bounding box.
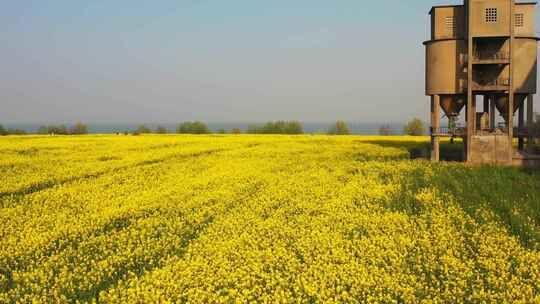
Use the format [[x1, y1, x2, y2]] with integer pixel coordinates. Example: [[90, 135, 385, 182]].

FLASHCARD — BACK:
[[425, 0, 539, 165]]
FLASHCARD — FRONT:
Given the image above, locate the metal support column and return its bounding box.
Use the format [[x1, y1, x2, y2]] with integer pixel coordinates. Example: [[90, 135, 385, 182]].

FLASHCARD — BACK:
[[508, 94, 514, 161], [473, 96, 477, 132], [518, 98, 525, 151], [507, 0, 516, 162], [527, 94, 535, 153], [431, 95, 440, 162], [490, 95, 496, 130], [466, 0, 473, 162]]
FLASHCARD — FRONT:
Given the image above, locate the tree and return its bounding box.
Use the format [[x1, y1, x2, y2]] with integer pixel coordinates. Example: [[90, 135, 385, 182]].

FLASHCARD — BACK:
[[0, 124, 6, 136], [70, 122, 88, 135], [403, 118, 426, 136], [57, 125, 69, 135], [378, 124, 393, 136], [37, 125, 69, 135], [533, 113, 540, 140], [247, 124, 261, 134], [155, 126, 168, 134], [177, 121, 211, 134], [216, 128, 226, 134], [37, 126, 48, 135], [7, 128, 27, 135], [246, 121, 304, 134], [283, 121, 303, 134], [327, 121, 351, 135], [136, 125, 151, 134], [231, 128, 242, 134]]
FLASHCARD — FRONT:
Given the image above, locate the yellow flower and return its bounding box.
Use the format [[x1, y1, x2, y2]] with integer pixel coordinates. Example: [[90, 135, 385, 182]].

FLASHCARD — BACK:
[[0, 135, 538, 303]]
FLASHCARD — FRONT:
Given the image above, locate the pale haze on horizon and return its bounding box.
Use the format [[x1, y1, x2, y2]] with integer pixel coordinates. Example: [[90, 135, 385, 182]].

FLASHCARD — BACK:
[[1, 1, 539, 124]]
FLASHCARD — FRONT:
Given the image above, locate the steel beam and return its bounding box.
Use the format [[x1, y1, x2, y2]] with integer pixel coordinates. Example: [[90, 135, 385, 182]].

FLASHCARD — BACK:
[[431, 95, 441, 162]]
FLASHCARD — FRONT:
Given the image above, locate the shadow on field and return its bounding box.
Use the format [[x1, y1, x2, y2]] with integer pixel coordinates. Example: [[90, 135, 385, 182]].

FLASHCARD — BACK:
[[362, 139, 464, 161], [386, 164, 540, 249], [360, 139, 540, 248]]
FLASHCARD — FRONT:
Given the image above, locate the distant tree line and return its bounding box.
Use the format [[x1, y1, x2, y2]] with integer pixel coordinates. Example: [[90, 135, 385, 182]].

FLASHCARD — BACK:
[[132, 122, 238, 135], [327, 121, 351, 135], [134, 121, 307, 135], [247, 121, 303, 134], [155, 126, 168, 134], [37, 122, 89, 135], [177, 121, 211, 134], [0, 122, 89, 136], [0, 124, 27, 136], [378, 124, 393, 136], [0, 119, 443, 137], [133, 120, 354, 135], [403, 118, 426, 136]]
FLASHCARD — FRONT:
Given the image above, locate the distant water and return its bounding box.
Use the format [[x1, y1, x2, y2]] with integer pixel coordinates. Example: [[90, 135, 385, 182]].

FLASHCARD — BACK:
[[4, 122, 407, 135]]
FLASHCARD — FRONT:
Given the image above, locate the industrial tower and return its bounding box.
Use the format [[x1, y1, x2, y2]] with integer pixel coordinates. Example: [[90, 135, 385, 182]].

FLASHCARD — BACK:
[[424, 0, 539, 165]]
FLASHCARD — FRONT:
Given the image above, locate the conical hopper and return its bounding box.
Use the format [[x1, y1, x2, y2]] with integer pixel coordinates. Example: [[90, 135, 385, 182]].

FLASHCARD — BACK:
[[494, 94, 526, 123], [440, 95, 466, 118]]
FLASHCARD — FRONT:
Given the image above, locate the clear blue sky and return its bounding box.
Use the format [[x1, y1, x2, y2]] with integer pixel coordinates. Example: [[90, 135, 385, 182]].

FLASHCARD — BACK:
[[0, 1, 537, 123]]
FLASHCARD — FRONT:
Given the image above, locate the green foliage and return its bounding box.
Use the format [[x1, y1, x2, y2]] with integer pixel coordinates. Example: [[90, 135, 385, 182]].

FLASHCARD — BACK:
[[155, 126, 168, 134], [247, 125, 259, 134], [135, 125, 151, 134], [7, 129, 27, 135], [176, 121, 211, 134], [403, 118, 426, 136], [247, 121, 304, 134], [533, 113, 540, 139], [37, 123, 87, 135], [378, 124, 393, 136], [37, 126, 47, 134], [216, 129, 226, 134], [231, 128, 242, 134], [37, 125, 69, 135], [70, 122, 89, 135], [0, 124, 6, 136], [327, 120, 351, 135]]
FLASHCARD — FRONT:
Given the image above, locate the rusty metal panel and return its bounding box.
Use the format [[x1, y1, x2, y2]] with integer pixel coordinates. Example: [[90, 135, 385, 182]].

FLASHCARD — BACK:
[[432, 6, 466, 40], [426, 40, 467, 95], [514, 4, 536, 37], [469, 0, 511, 37], [513, 38, 538, 93]]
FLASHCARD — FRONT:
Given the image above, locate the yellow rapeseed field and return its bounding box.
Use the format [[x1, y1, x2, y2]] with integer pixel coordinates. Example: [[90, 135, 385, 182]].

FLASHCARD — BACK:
[[0, 135, 539, 303]]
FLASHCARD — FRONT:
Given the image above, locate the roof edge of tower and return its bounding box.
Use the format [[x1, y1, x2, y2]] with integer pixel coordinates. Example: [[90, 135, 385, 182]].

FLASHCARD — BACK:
[[423, 38, 466, 45], [429, 2, 537, 15], [429, 5, 463, 15]]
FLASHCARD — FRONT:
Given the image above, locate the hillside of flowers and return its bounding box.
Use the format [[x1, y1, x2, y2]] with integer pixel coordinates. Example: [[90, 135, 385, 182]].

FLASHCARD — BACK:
[[0, 135, 539, 303]]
